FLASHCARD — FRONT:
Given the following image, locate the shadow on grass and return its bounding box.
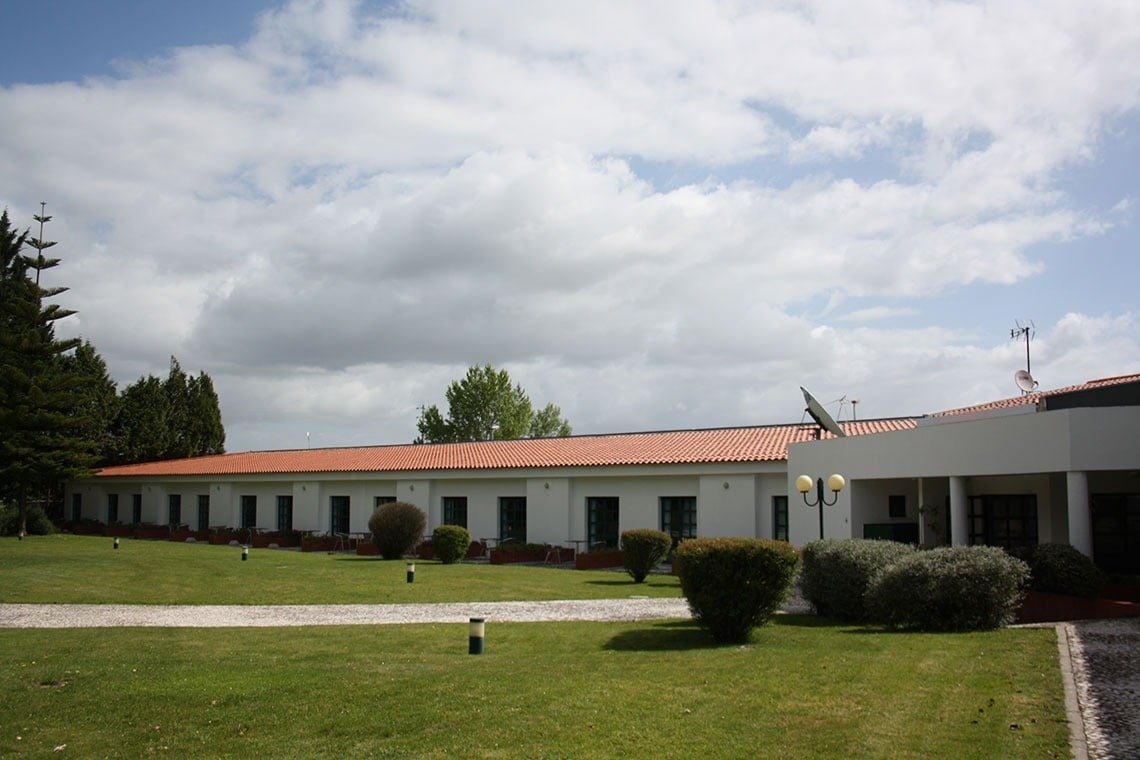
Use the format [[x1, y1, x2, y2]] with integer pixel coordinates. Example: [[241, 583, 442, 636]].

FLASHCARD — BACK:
[[603, 619, 717, 651], [604, 614, 859, 651]]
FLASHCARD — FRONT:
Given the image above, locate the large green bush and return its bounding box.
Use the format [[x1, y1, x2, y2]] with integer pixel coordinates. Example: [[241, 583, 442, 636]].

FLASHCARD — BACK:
[[865, 546, 1029, 631], [1016, 543, 1104, 598], [432, 524, 472, 564], [674, 537, 800, 644], [367, 501, 426, 560], [621, 528, 672, 583], [0, 502, 56, 536], [799, 538, 917, 621]]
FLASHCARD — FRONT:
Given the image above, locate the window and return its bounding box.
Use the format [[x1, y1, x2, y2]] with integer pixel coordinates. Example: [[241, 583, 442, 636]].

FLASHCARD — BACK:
[[442, 497, 468, 528], [197, 495, 210, 531], [241, 495, 257, 529], [277, 496, 293, 532], [168, 494, 182, 526], [375, 496, 396, 508], [1090, 493, 1140, 575], [968, 494, 1038, 550], [772, 495, 789, 542], [132, 494, 142, 525], [888, 494, 907, 519], [71, 493, 82, 522], [330, 496, 350, 535], [499, 497, 527, 544], [107, 494, 119, 524], [587, 497, 620, 549], [660, 496, 696, 546]]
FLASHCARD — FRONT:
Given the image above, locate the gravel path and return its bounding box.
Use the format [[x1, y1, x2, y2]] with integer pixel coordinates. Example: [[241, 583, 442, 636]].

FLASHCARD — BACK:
[[0, 598, 691, 628]]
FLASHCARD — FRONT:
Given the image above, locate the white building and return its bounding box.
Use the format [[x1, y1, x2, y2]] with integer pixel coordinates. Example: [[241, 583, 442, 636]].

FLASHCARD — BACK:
[[66, 373, 1140, 573]]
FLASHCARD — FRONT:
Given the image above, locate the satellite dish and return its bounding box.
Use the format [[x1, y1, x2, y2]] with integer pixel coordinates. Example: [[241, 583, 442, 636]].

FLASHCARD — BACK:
[[1014, 370, 1038, 393], [801, 386, 846, 438]]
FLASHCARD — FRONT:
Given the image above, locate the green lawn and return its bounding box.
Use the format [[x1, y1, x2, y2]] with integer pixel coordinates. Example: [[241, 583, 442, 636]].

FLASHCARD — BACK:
[[0, 535, 1071, 758], [0, 534, 681, 604], [0, 619, 1067, 759]]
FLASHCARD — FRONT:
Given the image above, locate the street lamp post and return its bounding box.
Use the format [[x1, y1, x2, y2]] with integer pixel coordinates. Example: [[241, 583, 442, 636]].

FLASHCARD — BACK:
[[796, 473, 846, 540]]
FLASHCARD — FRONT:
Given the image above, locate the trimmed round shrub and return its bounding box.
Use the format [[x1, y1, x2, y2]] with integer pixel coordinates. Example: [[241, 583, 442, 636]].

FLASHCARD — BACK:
[[674, 537, 800, 644], [0, 501, 56, 536], [621, 528, 672, 583], [865, 545, 1030, 631], [799, 538, 917, 621], [367, 501, 426, 560], [1019, 543, 1104, 598], [432, 524, 472, 565]]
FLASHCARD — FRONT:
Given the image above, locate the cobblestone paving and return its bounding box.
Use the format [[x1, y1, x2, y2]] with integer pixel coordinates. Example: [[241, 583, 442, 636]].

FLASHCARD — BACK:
[[1068, 617, 1140, 760]]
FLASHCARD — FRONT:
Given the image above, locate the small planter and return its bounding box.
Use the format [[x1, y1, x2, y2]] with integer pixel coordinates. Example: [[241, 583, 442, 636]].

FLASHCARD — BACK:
[[103, 525, 134, 538], [301, 535, 337, 553], [71, 523, 105, 536], [575, 550, 623, 570], [170, 529, 209, 542], [356, 540, 379, 556], [414, 541, 435, 560], [1015, 589, 1140, 624], [489, 547, 548, 564], [133, 525, 170, 541], [208, 530, 241, 545]]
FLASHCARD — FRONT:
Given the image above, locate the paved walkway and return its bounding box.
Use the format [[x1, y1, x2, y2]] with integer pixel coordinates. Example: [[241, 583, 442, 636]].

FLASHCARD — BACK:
[[2, 602, 1136, 759]]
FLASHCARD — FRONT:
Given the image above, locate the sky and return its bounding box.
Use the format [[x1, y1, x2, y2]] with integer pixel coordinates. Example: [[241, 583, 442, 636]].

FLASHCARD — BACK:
[[1, 0, 1138, 453]]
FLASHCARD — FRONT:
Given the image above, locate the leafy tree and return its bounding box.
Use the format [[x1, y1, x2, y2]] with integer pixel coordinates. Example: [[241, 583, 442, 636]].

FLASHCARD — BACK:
[[111, 375, 171, 464], [58, 341, 119, 465], [415, 364, 572, 443], [0, 208, 97, 534], [110, 357, 225, 464]]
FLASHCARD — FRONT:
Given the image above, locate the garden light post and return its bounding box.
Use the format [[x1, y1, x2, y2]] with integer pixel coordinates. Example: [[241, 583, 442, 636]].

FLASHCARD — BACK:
[[469, 618, 485, 654], [407, 562, 415, 583], [796, 473, 846, 540]]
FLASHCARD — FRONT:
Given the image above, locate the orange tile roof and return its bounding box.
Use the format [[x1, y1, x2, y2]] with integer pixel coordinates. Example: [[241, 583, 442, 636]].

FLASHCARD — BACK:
[[931, 373, 1140, 418], [94, 418, 918, 479]]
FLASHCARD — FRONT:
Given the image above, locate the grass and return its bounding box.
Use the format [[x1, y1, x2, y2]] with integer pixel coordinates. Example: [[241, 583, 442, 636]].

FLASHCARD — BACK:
[[0, 619, 1068, 759], [0, 534, 680, 604], [0, 534, 1072, 758]]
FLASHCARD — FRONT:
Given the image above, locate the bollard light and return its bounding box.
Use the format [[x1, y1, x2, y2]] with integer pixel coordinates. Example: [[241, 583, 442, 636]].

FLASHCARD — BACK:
[[18, 532, 23, 541], [469, 618, 485, 655], [241, 546, 249, 561], [406, 562, 415, 583], [113, 537, 120, 549]]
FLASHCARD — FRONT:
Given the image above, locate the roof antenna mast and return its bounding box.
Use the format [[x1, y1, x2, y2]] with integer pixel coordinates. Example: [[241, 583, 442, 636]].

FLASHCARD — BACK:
[[1010, 320, 1038, 394]]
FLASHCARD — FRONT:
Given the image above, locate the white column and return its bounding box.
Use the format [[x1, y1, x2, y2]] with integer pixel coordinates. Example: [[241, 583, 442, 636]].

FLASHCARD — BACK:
[[1066, 471, 1093, 557], [949, 476, 968, 547]]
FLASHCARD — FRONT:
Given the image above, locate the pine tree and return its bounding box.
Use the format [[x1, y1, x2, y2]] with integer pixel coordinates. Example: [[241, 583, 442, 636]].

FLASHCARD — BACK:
[[0, 208, 97, 534]]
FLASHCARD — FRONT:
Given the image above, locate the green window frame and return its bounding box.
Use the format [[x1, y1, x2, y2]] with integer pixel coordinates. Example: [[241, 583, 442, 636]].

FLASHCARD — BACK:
[[277, 495, 293, 531], [330, 495, 350, 535], [442, 497, 468, 528], [587, 497, 619, 549], [197, 494, 210, 531], [131, 494, 142, 525], [107, 493, 119, 524], [773, 495, 789, 541], [167, 494, 181, 527], [240, 495, 257, 529], [968, 494, 1038, 549], [660, 496, 696, 545], [499, 497, 527, 544]]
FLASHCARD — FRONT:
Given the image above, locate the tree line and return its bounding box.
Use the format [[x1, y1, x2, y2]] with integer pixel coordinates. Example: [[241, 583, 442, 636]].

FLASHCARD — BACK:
[[0, 208, 225, 533]]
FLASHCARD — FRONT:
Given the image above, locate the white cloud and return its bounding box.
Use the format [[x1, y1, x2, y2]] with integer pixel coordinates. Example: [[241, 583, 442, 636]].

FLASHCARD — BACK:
[[2, 0, 1139, 449]]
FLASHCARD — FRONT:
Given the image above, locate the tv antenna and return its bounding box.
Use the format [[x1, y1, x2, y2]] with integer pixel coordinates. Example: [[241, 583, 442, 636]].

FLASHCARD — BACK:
[[801, 386, 846, 438], [1010, 320, 1037, 394]]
